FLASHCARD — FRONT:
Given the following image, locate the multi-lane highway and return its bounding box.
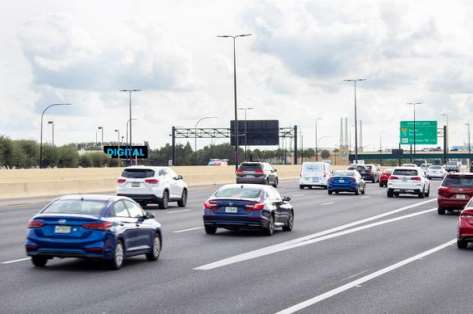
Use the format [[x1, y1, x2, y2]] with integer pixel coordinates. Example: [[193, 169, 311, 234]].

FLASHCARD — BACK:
[[0, 180, 471, 314]]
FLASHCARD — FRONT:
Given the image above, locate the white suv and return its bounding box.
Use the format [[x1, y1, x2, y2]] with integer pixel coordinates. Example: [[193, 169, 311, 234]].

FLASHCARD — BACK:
[[117, 166, 188, 209], [387, 167, 431, 198]]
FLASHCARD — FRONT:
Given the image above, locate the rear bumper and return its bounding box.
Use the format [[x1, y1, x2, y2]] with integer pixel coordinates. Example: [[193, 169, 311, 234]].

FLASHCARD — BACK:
[[117, 194, 161, 203], [438, 198, 469, 210], [236, 176, 267, 184], [203, 215, 269, 229], [389, 188, 422, 195], [328, 185, 358, 192], [299, 178, 327, 187]]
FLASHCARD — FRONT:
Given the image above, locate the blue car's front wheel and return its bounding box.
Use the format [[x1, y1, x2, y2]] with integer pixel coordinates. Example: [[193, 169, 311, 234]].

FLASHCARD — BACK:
[[146, 234, 161, 261], [31, 256, 48, 268]]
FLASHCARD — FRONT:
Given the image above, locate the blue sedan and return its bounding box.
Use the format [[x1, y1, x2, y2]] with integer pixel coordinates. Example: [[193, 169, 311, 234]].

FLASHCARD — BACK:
[[328, 170, 366, 195], [25, 195, 162, 270], [203, 184, 294, 236]]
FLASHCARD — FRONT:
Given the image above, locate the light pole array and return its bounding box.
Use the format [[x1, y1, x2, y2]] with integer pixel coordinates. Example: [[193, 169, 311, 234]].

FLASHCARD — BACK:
[[407, 101, 422, 157], [217, 33, 252, 170], [238, 107, 254, 161], [120, 89, 141, 147], [48, 121, 55, 146], [39, 103, 71, 168], [194, 116, 218, 153], [344, 79, 366, 164]]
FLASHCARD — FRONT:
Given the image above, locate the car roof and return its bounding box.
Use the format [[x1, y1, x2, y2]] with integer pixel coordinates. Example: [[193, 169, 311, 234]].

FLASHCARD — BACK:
[[218, 183, 273, 191], [123, 165, 169, 170], [393, 167, 420, 171], [55, 194, 121, 202], [445, 172, 473, 176]]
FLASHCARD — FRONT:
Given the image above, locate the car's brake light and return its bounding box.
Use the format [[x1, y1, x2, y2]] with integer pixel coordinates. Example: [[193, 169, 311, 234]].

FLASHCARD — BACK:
[[117, 178, 126, 184], [236, 169, 244, 175], [461, 209, 473, 218], [246, 203, 265, 211], [144, 178, 159, 184], [255, 169, 264, 174], [438, 186, 452, 197], [389, 175, 399, 180], [203, 200, 218, 210], [28, 219, 44, 228], [411, 176, 422, 181], [82, 221, 113, 231]]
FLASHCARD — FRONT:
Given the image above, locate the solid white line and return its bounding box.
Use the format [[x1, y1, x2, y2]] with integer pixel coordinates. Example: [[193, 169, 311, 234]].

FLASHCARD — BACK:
[[167, 209, 192, 214], [320, 202, 335, 206], [275, 239, 456, 314], [194, 200, 435, 271], [2, 257, 30, 265], [173, 226, 203, 233]]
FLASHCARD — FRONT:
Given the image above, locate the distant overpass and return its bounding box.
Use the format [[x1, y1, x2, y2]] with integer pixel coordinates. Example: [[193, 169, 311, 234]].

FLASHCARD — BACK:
[[349, 152, 473, 162]]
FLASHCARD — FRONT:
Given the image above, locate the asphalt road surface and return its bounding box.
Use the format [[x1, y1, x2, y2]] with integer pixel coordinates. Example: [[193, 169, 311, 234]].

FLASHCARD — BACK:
[[0, 179, 471, 314]]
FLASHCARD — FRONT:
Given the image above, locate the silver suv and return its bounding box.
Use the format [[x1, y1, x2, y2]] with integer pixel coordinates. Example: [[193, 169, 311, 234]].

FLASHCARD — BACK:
[[236, 162, 279, 187]]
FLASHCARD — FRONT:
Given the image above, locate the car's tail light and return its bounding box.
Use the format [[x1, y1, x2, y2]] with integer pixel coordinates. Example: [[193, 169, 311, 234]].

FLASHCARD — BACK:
[[236, 169, 244, 175], [411, 176, 422, 181], [144, 178, 159, 184], [389, 176, 399, 180], [246, 203, 265, 211], [84, 247, 104, 253], [117, 178, 126, 184], [203, 200, 218, 210], [461, 209, 473, 218], [82, 221, 113, 231], [255, 169, 264, 174], [438, 186, 453, 197], [28, 219, 44, 228]]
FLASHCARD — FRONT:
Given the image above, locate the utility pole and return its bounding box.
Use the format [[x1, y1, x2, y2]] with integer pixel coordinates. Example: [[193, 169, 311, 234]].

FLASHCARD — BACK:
[[407, 101, 422, 158], [238, 107, 254, 161], [120, 89, 141, 147], [98, 126, 104, 148], [315, 118, 321, 161], [217, 33, 252, 170], [48, 121, 55, 146], [344, 79, 366, 164]]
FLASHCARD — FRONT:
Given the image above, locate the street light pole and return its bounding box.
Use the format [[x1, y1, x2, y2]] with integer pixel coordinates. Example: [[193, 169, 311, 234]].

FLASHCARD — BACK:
[[407, 102, 422, 158], [48, 121, 55, 146], [98, 126, 104, 148], [39, 103, 71, 168], [466, 123, 471, 154], [125, 118, 137, 146], [194, 116, 218, 153], [344, 79, 366, 164], [238, 107, 254, 161], [441, 113, 449, 149], [218, 33, 252, 170], [114, 129, 120, 145], [120, 89, 141, 147], [315, 118, 322, 161]]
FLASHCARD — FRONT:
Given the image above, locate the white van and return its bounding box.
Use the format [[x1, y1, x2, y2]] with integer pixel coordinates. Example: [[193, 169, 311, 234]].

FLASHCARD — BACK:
[[299, 162, 332, 189]]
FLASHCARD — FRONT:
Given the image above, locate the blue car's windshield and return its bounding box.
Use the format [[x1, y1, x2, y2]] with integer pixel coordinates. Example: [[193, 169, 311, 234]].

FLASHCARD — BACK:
[[43, 199, 107, 216], [215, 187, 262, 199]]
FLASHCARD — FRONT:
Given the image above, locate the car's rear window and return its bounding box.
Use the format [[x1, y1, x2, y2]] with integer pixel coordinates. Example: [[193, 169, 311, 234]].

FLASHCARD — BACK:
[[334, 170, 355, 177], [215, 187, 262, 199], [122, 169, 155, 178], [43, 199, 107, 216], [393, 169, 418, 176], [430, 165, 442, 169], [442, 175, 473, 187], [303, 164, 323, 173], [239, 163, 262, 171]]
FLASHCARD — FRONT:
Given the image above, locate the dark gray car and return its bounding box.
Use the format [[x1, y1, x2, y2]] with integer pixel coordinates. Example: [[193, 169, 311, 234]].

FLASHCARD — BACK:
[[236, 162, 279, 187]]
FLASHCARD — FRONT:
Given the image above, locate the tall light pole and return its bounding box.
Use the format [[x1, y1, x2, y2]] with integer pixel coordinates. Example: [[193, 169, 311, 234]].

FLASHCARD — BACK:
[[39, 103, 71, 168], [98, 126, 104, 148], [125, 118, 137, 146], [120, 89, 141, 147], [407, 101, 422, 157], [114, 129, 120, 145], [441, 113, 449, 149], [217, 33, 252, 170], [344, 79, 366, 164], [48, 121, 55, 146], [238, 107, 254, 161], [194, 116, 218, 153], [315, 118, 322, 161], [466, 123, 471, 154]]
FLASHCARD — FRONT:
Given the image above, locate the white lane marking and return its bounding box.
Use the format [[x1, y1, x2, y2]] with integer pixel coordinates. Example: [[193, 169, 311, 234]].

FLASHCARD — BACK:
[[275, 239, 456, 314], [173, 226, 203, 233], [167, 209, 192, 214], [194, 200, 435, 271], [320, 202, 334, 206], [2, 257, 30, 265]]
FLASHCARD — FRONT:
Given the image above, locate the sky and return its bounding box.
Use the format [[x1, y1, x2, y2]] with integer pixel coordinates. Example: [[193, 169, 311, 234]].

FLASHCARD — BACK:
[[2, 0, 473, 151]]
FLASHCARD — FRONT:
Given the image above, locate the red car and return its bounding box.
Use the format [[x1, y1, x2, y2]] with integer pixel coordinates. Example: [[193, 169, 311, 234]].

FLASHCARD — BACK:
[[457, 203, 473, 249], [437, 173, 473, 215], [379, 169, 392, 188]]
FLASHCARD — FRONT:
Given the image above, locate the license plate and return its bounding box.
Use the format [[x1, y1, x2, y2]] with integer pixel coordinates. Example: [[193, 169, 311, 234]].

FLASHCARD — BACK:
[[312, 178, 319, 182], [55, 226, 71, 234], [338, 179, 345, 183], [402, 178, 408, 182], [245, 175, 255, 178], [456, 194, 467, 200], [131, 182, 141, 187], [225, 207, 238, 213]]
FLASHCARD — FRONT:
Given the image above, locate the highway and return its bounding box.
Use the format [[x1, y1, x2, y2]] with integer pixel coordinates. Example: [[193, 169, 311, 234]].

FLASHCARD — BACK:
[[0, 180, 471, 314]]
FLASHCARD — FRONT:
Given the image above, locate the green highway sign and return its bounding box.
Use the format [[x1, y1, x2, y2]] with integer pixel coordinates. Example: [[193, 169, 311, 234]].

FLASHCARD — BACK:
[[400, 121, 438, 145]]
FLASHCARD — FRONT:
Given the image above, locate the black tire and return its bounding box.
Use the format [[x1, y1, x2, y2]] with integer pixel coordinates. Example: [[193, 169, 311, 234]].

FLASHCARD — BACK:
[[159, 190, 169, 209], [177, 189, 187, 207], [361, 186, 366, 195], [264, 215, 275, 236], [457, 238, 468, 249], [265, 178, 270, 186], [355, 186, 360, 195], [282, 211, 294, 232], [272, 178, 278, 188], [204, 225, 217, 235], [425, 185, 430, 197], [379, 182, 383, 188], [437, 208, 445, 215], [335, 191, 340, 195], [146, 234, 161, 261], [328, 190, 333, 195], [387, 189, 393, 198], [31, 256, 48, 268], [139, 202, 148, 209], [299, 185, 305, 190], [418, 189, 425, 199], [109, 241, 124, 270], [372, 178, 376, 183]]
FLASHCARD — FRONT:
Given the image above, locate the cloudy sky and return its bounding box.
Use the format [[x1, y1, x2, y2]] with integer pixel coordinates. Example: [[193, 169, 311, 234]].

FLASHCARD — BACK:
[[2, 0, 473, 151]]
